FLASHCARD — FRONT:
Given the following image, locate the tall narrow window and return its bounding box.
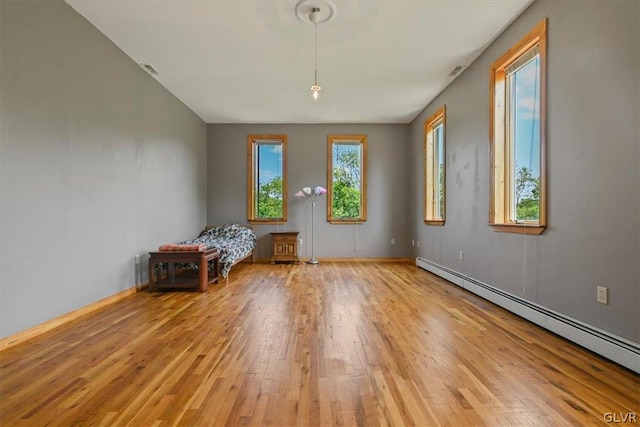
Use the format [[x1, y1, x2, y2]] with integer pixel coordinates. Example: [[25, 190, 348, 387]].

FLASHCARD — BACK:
[[490, 19, 546, 234], [424, 106, 446, 225], [247, 135, 287, 223], [327, 135, 367, 223]]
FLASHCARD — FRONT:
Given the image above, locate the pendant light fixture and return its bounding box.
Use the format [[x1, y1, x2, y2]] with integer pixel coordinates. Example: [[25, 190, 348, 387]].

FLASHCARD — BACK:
[[309, 7, 321, 100], [295, 0, 335, 101]]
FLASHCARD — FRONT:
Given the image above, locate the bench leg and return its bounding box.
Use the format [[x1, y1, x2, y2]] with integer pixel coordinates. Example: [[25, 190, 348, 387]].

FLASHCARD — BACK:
[[148, 260, 155, 292], [198, 254, 207, 292], [207, 259, 219, 284]]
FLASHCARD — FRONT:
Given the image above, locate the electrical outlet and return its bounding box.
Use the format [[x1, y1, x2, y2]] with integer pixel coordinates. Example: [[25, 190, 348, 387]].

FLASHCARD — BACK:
[[135, 254, 140, 265], [411, 240, 415, 247], [298, 238, 303, 245], [459, 251, 463, 261], [416, 241, 420, 248], [391, 238, 395, 245], [597, 286, 608, 304]]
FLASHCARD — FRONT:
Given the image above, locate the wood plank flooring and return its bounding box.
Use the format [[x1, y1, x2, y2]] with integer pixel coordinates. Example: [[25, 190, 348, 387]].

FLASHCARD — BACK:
[[1, 262, 638, 426]]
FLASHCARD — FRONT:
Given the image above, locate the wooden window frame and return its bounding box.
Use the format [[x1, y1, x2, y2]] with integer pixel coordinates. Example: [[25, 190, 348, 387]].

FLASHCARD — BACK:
[[423, 105, 446, 225], [247, 134, 288, 224], [327, 135, 368, 224], [489, 19, 547, 235]]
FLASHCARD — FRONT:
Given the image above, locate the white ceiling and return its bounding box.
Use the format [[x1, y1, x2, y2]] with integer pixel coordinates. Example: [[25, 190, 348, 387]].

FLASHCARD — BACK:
[[64, 0, 533, 124]]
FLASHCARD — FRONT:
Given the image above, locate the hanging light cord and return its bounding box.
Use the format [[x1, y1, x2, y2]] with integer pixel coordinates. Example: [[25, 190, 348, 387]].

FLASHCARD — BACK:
[[314, 21, 318, 86], [309, 8, 322, 99]]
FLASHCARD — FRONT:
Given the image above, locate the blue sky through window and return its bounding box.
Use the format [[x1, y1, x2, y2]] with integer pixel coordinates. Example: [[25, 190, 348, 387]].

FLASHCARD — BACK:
[[257, 143, 282, 186], [512, 55, 541, 179]]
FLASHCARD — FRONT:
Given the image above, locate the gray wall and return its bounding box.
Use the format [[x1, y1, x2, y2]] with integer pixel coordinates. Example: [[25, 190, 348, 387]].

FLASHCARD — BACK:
[[409, 0, 639, 343], [0, 1, 207, 338], [207, 124, 409, 260]]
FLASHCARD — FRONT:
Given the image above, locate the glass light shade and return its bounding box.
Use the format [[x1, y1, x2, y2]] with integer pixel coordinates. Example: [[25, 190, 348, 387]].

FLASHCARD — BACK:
[[311, 85, 321, 100]]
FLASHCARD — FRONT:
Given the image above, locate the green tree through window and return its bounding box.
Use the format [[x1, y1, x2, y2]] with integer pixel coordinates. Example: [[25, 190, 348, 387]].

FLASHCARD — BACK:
[[332, 146, 361, 219], [247, 135, 287, 223], [328, 135, 367, 223], [515, 165, 540, 221], [256, 176, 283, 219]]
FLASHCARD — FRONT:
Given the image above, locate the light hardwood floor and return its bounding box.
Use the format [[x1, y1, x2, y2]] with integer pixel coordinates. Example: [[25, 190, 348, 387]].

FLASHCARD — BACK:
[[0, 262, 638, 426]]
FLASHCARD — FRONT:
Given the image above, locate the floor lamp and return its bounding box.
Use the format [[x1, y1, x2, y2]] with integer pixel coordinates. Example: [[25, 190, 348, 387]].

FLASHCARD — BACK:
[[295, 186, 327, 264]]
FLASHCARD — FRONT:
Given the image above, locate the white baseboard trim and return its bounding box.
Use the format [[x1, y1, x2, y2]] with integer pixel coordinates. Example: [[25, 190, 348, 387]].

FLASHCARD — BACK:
[[416, 257, 640, 374]]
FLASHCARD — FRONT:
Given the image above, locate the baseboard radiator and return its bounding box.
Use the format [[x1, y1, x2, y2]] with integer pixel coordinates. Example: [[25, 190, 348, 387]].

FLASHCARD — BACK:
[[415, 257, 640, 374]]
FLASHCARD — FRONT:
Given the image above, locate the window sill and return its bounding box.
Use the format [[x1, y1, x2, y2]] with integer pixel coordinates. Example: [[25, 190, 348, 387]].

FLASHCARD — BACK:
[[328, 219, 367, 224], [424, 220, 445, 226], [490, 223, 545, 235], [248, 219, 287, 225]]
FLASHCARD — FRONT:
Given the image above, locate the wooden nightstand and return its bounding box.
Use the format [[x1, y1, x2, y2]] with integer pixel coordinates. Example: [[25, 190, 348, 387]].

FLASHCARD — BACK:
[[270, 231, 300, 264]]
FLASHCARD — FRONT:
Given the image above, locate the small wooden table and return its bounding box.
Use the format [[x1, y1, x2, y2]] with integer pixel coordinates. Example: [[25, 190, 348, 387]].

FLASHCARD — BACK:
[[148, 248, 220, 292], [270, 231, 300, 264]]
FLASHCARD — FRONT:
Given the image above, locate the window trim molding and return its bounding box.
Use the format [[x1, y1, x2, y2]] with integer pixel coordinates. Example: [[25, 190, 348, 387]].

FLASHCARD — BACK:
[[423, 105, 446, 226], [247, 134, 288, 224], [489, 18, 547, 235], [327, 134, 368, 224]]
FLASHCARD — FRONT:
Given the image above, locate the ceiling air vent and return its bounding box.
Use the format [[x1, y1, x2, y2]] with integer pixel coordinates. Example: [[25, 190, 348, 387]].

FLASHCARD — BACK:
[[448, 65, 465, 76], [140, 63, 159, 75]]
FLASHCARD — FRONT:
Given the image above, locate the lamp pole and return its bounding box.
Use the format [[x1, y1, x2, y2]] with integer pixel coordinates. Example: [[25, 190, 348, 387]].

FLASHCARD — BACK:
[[308, 199, 319, 264]]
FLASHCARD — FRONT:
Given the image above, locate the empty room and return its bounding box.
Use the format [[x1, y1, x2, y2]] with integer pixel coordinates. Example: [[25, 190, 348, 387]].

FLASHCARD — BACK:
[[1, 0, 639, 425]]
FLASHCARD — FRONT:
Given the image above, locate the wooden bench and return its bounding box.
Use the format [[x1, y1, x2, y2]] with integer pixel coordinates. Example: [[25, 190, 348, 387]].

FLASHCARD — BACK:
[[148, 248, 220, 292]]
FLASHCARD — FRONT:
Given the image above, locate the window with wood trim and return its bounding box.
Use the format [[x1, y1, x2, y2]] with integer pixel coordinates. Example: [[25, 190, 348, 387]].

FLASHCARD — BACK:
[[247, 135, 287, 223], [327, 135, 367, 223], [490, 19, 546, 235], [424, 106, 446, 225]]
